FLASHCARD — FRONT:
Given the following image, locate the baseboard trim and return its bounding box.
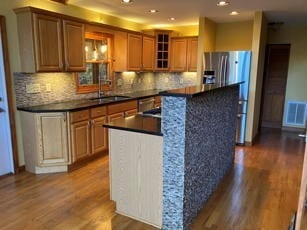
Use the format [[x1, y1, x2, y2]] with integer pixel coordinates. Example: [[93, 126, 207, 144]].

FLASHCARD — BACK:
[[0, 173, 13, 179], [244, 133, 260, 146], [282, 126, 305, 133], [16, 165, 25, 174]]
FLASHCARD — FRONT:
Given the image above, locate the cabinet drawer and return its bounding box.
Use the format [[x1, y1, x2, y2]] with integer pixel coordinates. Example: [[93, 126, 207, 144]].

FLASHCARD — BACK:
[[107, 100, 137, 114], [70, 109, 89, 123], [91, 106, 107, 118], [125, 109, 138, 117], [108, 112, 125, 122]]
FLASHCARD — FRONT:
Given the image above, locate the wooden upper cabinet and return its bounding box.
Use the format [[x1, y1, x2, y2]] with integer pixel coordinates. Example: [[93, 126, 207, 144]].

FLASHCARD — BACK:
[[33, 14, 63, 72], [170, 38, 188, 72], [14, 7, 85, 73], [63, 20, 86, 72], [113, 30, 128, 72], [187, 38, 198, 72], [127, 33, 142, 71], [142, 35, 155, 71]]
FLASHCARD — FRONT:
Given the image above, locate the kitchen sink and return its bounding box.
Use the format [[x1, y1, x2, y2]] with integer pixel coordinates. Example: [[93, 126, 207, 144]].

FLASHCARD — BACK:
[[90, 95, 131, 102]]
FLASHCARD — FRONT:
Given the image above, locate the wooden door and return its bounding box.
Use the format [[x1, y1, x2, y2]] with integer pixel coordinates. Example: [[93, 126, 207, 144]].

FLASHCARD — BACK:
[[187, 38, 198, 72], [63, 20, 86, 72], [37, 113, 69, 166], [91, 116, 108, 155], [170, 38, 188, 72], [261, 44, 290, 128], [71, 120, 91, 162], [142, 35, 155, 71], [33, 13, 63, 72], [127, 33, 142, 71]]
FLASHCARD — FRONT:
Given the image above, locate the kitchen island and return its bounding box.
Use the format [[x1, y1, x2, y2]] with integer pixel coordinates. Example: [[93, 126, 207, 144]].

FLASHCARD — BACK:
[[104, 82, 242, 229]]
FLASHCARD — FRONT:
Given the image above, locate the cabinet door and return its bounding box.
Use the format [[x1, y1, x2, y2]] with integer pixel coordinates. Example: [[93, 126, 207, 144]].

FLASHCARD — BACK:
[[63, 20, 86, 72], [71, 120, 91, 162], [170, 38, 188, 72], [108, 112, 125, 122], [33, 13, 63, 72], [127, 33, 142, 71], [37, 113, 68, 166], [142, 35, 155, 71], [187, 38, 198, 72], [113, 30, 128, 72], [91, 116, 108, 155]]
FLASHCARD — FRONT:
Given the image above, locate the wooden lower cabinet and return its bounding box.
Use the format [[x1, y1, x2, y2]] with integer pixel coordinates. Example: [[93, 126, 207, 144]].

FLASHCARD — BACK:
[[91, 116, 108, 155], [71, 120, 91, 162], [20, 112, 69, 174], [125, 109, 138, 117], [70, 107, 107, 163]]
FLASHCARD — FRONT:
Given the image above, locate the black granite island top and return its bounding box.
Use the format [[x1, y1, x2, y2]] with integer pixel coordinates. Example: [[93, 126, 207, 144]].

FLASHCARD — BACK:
[[103, 114, 162, 136], [17, 89, 162, 113], [159, 81, 244, 98]]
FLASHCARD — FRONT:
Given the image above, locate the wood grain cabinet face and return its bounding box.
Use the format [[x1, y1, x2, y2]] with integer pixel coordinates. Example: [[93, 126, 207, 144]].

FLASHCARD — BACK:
[[15, 8, 85, 73], [108, 112, 125, 122], [33, 14, 63, 72], [113, 30, 128, 72], [169, 37, 198, 72], [63, 20, 86, 72], [91, 116, 108, 155], [170, 38, 188, 72], [142, 35, 155, 71], [71, 120, 91, 162], [37, 113, 69, 166], [187, 38, 198, 72], [127, 33, 142, 71]]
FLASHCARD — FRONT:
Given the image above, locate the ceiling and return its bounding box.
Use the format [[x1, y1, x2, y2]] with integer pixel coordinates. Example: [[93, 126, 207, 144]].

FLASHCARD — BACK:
[[68, 0, 307, 27]]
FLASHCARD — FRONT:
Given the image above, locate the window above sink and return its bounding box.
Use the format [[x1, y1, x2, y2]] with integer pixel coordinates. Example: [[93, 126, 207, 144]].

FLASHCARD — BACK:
[[76, 32, 114, 94]]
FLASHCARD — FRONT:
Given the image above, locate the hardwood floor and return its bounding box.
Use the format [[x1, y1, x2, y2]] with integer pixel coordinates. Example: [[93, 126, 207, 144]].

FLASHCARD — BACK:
[[0, 128, 305, 230]]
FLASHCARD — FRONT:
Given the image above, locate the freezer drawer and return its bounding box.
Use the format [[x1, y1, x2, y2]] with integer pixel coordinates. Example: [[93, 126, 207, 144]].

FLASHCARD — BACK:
[[236, 113, 247, 145]]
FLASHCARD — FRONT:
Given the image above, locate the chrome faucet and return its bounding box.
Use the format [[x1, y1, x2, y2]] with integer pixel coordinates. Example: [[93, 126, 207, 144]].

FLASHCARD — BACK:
[[98, 79, 112, 98]]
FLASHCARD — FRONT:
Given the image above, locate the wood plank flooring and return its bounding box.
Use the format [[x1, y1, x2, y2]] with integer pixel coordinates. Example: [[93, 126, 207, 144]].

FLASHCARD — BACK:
[[0, 128, 305, 230]]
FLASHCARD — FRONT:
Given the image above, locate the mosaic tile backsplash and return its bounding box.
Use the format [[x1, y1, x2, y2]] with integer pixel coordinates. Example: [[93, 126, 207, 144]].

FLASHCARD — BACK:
[[14, 72, 197, 107]]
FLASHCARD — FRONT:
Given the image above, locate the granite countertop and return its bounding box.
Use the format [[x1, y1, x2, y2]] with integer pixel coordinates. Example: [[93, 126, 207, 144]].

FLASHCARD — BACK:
[[159, 81, 244, 98], [18, 89, 161, 113], [103, 114, 162, 136]]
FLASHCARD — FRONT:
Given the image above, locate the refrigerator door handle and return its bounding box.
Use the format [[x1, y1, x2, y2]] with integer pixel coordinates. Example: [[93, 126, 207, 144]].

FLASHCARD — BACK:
[[223, 55, 228, 83], [219, 56, 224, 83]]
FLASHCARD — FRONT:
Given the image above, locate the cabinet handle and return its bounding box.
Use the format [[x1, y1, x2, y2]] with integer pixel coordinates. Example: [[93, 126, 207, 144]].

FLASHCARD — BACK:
[[88, 121, 91, 127], [92, 120, 95, 125]]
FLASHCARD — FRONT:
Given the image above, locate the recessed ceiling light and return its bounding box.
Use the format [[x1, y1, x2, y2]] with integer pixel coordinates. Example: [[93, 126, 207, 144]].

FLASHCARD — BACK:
[[169, 17, 176, 21], [149, 9, 158, 13], [217, 1, 229, 6], [122, 0, 132, 3], [230, 11, 239, 15]]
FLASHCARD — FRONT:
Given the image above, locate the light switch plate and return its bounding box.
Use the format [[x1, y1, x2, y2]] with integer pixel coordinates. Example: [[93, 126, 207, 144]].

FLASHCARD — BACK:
[[26, 83, 41, 94]]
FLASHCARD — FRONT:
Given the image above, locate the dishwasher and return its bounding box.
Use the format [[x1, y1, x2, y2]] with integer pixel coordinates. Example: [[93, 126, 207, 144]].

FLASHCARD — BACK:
[[138, 97, 155, 112]]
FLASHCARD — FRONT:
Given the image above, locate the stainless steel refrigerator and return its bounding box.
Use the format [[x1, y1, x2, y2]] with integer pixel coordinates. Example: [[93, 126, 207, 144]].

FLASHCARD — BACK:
[[203, 51, 251, 145]]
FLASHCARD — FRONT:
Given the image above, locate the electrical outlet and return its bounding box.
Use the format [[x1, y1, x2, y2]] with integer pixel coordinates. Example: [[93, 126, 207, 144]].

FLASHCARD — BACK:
[[46, 84, 51, 92], [179, 79, 184, 84], [26, 83, 41, 94]]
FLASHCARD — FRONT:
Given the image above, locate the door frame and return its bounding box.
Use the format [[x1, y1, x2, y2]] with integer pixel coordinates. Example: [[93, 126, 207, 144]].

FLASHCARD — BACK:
[[0, 16, 19, 173], [259, 43, 291, 131]]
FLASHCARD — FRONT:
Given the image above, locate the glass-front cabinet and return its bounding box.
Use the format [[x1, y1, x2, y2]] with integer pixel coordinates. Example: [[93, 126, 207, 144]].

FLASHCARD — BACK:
[[76, 32, 113, 93]]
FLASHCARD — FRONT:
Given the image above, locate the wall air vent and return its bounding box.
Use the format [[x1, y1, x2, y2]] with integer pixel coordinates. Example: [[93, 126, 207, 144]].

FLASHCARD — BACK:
[[285, 101, 307, 127]]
